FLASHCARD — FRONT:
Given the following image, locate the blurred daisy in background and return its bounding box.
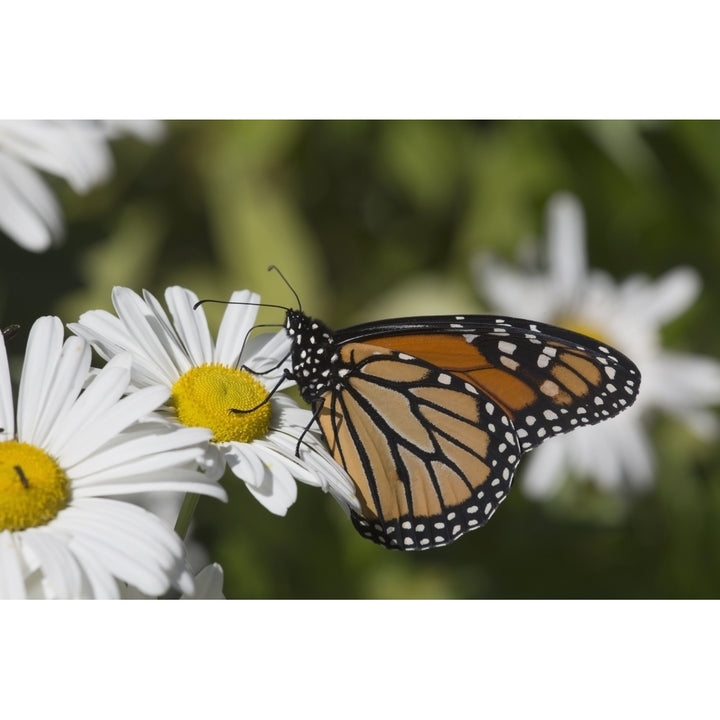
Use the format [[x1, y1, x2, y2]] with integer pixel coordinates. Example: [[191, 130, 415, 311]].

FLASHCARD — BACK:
[[69, 285, 359, 517], [0, 315, 225, 599], [474, 191, 720, 498], [0, 120, 164, 252]]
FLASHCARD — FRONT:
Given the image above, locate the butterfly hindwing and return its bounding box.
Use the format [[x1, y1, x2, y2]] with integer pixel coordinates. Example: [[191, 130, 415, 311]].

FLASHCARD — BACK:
[[315, 342, 520, 550]]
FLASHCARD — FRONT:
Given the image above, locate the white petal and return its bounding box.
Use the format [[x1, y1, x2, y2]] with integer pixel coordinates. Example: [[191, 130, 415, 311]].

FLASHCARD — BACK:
[[53, 498, 186, 597], [64, 538, 121, 598], [223, 442, 266, 487], [473, 255, 557, 320], [623, 267, 701, 329], [72, 467, 228, 501], [546, 191, 588, 305], [164, 286, 215, 366], [69, 308, 138, 360], [31, 336, 91, 449], [70, 446, 208, 482], [16, 316, 64, 443], [68, 425, 212, 479], [112, 286, 190, 384], [649, 352, 720, 411], [0, 121, 113, 192], [101, 120, 166, 143], [57, 384, 170, 467], [519, 441, 569, 500], [182, 563, 225, 599], [245, 330, 293, 381], [214, 290, 260, 366], [43, 353, 134, 458], [0, 154, 62, 251], [242, 446, 299, 516], [0, 531, 26, 599], [20, 527, 84, 599]]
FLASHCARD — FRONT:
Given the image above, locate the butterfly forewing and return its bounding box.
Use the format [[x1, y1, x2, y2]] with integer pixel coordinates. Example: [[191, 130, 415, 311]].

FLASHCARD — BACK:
[[340, 315, 641, 452]]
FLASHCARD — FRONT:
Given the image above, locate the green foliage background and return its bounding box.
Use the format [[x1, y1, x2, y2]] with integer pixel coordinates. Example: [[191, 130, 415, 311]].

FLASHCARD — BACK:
[[3, 120, 720, 598]]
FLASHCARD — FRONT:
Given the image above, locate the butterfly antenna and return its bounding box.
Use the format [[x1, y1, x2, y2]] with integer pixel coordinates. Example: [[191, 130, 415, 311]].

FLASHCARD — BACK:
[[267, 265, 302, 311], [229, 371, 291, 414], [193, 298, 290, 312]]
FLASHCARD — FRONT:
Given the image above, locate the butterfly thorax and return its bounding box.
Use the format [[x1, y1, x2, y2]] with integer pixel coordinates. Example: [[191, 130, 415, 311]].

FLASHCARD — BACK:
[[285, 309, 343, 404]]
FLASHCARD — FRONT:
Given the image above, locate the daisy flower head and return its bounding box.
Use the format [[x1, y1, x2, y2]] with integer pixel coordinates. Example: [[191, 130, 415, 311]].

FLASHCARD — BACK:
[[0, 315, 225, 599], [473, 191, 720, 498], [0, 120, 164, 253], [68, 286, 359, 517]]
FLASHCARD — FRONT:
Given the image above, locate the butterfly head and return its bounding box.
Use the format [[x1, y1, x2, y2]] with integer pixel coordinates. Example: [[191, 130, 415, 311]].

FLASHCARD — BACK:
[[285, 309, 341, 404]]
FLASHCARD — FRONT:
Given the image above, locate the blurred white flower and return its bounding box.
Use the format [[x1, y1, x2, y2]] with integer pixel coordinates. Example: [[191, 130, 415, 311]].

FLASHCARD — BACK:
[[69, 286, 359, 517], [474, 191, 720, 498], [123, 562, 226, 599], [182, 563, 225, 599], [0, 120, 164, 253], [0, 315, 225, 599]]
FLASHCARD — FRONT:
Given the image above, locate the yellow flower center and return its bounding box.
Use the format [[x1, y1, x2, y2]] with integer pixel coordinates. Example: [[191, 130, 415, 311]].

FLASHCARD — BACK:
[[171, 363, 272, 443], [0, 441, 70, 531]]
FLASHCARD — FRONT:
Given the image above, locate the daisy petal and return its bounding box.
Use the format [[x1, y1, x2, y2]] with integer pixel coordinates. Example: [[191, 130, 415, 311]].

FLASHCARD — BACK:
[[165, 286, 215, 366], [65, 538, 121, 599], [57, 384, 170, 467], [112, 286, 191, 384], [17, 316, 64, 442], [244, 330, 293, 382], [71, 467, 228, 500], [20, 527, 84, 599], [214, 290, 260, 365], [241, 445, 298, 516], [53, 499, 187, 597], [67, 425, 212, 479], [224, 442, 266, 487], [31, 336, 91, 449], [42, 353, 134, 458], [182, 563, 225, 599], [547, 191, 587, 304], [0, 154, 61, 251], [0, 531, 26, 599]]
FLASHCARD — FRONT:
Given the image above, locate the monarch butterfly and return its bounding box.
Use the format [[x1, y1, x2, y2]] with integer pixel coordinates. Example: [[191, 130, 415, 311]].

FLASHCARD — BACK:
[[281, 306, 640, 551]]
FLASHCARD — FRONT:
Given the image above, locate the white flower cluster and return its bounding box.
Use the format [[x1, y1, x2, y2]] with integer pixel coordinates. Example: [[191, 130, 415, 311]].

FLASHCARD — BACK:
[[0, 122, 358, 599], [0, 288, 358, 599]]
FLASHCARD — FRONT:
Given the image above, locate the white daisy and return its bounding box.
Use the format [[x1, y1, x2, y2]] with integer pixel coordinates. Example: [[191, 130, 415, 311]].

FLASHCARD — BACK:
[[68, 286, 359, 517], [0, 120, 164, 253], [0, 315, 226, 599], [473, 191, 720, 498]]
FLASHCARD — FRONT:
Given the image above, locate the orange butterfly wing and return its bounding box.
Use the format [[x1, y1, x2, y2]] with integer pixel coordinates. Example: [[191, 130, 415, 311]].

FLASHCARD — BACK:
[[287, 311, 640, 550]]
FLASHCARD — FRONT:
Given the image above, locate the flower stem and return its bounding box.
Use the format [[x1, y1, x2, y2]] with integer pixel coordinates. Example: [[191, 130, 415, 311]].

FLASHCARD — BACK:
[[175, 492, 200, 540]]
